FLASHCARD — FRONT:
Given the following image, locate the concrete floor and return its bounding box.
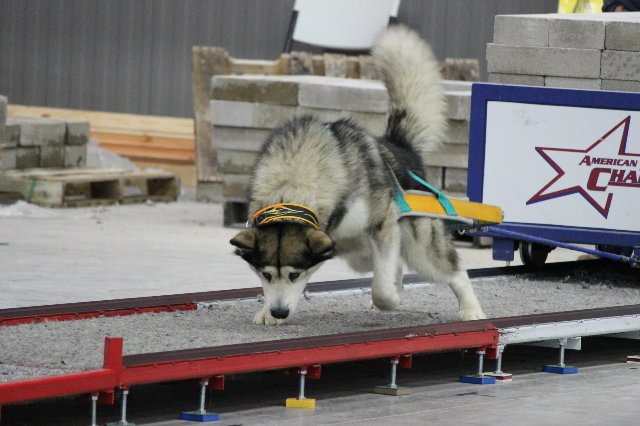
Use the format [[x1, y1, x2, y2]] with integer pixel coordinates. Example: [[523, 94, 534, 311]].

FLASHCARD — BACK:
[[2, 200, 636, 426], [156, 362, 640, 426]]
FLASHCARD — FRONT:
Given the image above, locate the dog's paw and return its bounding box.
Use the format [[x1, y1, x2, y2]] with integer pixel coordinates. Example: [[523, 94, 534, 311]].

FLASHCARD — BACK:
[[458, 304, 487, 321], [253, 307, 284, 325], [370, 290, 401, 311]]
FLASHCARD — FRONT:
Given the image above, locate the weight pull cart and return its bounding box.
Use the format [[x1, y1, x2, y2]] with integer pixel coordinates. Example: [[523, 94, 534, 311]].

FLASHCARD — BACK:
[[463, 83, 640, 268]]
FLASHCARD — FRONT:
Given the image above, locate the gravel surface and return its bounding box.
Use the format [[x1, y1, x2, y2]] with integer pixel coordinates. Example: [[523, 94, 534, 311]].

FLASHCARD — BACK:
[[2, 271, 639, 382]]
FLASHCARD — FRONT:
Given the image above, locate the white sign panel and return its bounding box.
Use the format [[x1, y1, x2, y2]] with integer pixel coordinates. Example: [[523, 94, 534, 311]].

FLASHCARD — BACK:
[[482, 101, 640, 232]]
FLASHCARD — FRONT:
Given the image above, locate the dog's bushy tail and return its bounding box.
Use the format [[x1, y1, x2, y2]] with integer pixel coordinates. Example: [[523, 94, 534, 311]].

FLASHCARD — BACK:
[[373, 25, 446, 160]]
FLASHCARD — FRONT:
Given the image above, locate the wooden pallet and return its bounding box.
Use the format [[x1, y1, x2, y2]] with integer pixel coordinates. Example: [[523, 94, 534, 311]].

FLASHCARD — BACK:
[[0, 168, 180, 207]]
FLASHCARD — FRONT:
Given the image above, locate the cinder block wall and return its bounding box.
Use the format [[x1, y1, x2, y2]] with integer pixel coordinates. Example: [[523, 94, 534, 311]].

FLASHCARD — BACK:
[[207, 76, 473, 223], [0, 96, 90, 171], [488, 13, 640, 92]]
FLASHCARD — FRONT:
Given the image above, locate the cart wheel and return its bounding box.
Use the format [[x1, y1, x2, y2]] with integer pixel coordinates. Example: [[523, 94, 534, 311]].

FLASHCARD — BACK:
[[520, 242, 550, 268]]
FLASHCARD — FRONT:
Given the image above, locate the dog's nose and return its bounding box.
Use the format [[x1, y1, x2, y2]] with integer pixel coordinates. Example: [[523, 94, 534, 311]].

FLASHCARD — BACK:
[[270, 307, 289, 319]]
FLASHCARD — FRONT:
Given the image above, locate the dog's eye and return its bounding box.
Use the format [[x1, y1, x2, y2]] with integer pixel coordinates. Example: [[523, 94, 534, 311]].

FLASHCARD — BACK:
[[262, 272, 272, 281], [289, 272, 301, 281]]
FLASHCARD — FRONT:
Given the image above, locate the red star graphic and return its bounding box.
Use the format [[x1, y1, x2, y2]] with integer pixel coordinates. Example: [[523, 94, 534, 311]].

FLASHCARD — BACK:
[[527, 116, 640, 218]]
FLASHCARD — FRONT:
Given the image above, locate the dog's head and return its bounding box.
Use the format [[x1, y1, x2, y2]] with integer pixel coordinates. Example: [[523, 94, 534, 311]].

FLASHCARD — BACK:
[[231, 224, 335, 320]]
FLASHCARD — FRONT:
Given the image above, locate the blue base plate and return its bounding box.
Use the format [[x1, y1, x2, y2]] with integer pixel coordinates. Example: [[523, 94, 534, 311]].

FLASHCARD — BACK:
[[542, 365, 578, 374], [179, 411, 220, 422], [459, 375, 496, 384]]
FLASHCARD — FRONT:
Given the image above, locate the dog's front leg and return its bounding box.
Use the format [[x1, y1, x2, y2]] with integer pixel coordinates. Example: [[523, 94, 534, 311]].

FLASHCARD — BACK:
[[253, 305, 284, 325], [370, 217, 402, 311]]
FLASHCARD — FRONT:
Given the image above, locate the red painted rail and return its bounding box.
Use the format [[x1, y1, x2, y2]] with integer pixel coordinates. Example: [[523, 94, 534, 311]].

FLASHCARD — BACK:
[[0, 322, 498, 405]]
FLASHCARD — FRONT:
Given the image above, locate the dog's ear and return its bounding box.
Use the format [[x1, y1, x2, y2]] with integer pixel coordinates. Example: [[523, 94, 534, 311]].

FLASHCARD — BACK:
[[305, 228, 335, 259], [230, 228, 257, 253]]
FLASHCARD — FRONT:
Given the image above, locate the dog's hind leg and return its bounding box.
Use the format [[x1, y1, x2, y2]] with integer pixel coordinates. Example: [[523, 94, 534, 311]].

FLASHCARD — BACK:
[[369, 215, 403, 311], [400, 218, 486, 320]]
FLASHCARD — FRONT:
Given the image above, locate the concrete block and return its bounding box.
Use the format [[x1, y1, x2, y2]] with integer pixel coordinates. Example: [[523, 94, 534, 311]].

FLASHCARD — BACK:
[[494, 15, 549, 47], [489, 73, 545, 86], [213, 126, 271, 152], [602, 79, 640, 92], [441, 80, 473, 92], [545, 76, 602, 90], [601, 50, 640, 81], [212, 75, 299, 105], [218, 149, 258, 174], [0, 148, 17, 170], [64, 144, 87, 168], [425, 166, 443, 188], [64, 120, 90, 146], [349, 110, 387, 136], [0, 95, 7, 126], [443, 120, 470, 145], [16, 147, 40, 169], [444, 167, 468, 193], [7, 117, 66, 146], [296, 107, 387, 136], [549, 18, 605, 49], [209, 100, 296, 129], [297, 76, 388, 113], [296, 106, 345, 123], [0, 124, 20, 148], [223, 173, 250, 201], [487, 44, 601, 78], [40, 145, 65, 168], [605, 21, 640, 52], [196, 180, 224, 203], [429, 143, 469, 168], [446, 91, 471, 121]]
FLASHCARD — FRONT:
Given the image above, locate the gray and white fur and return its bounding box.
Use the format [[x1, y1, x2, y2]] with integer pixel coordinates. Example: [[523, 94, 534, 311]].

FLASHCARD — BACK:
[[231, 25, 485, 325]]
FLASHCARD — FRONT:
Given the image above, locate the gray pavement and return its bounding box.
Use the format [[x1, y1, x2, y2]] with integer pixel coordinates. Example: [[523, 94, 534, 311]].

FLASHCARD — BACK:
[[0, 200, 581, 309]]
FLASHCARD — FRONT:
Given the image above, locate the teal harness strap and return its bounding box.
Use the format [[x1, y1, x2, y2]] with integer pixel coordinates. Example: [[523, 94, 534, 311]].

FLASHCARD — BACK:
[[407, 170, 458, 216], [386, 164, 412, 213]]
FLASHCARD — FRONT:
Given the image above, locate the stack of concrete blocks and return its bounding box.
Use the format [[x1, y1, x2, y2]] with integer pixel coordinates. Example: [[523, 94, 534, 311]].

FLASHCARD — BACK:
[[0, 99, 90, 171], [208, 75, 473, 223], [488, 13, 640, 91]]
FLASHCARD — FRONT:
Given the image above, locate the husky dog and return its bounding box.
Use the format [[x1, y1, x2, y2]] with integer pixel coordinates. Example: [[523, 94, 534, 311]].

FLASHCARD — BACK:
[[231, 25, 486, 325]]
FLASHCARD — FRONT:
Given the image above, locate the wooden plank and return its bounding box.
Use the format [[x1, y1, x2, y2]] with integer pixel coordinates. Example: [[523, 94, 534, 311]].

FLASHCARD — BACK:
[[98, 146, 194, 163], [7, 105, 193, 138], [92, 132, 194, 150]]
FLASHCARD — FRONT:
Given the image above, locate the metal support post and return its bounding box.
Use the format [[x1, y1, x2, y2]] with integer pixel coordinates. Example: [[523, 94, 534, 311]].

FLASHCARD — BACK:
[[373, 357, 411, 395], [543, 338, 578, 374], [90, 393, 98, 426], [298, 368, 307, 400], [460, 348, 496, 384], [286, 368, 316, 408], [179, 379, 220, 422], [559, 338, 566, 368], [389, 358, 399, 389], [476, 350, 485, 377], [106, 388, 135, 426], [485, 345, 513, 381], [496, 347, 504, 374]]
